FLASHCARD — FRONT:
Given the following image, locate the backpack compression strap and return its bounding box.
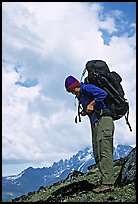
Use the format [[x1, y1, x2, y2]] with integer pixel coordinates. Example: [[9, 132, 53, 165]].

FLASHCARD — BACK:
[[75, 101, 82, 123], [125, 109, 132, 132]]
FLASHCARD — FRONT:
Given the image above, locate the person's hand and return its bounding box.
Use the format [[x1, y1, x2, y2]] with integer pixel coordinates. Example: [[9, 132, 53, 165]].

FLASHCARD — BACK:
[[86, 100, 96, 112]]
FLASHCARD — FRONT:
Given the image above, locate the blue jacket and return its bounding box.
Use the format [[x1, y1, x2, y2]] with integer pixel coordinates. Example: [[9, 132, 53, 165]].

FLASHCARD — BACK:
[[78, 83, 108, 124]]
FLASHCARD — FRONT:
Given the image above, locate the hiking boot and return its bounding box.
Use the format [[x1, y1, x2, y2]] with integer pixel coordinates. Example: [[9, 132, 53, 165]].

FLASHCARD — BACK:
[[93, 184, 114, 193]]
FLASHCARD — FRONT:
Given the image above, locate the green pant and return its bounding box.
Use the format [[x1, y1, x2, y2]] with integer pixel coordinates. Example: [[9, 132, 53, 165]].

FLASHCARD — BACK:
[[91, 116, 115, 185]]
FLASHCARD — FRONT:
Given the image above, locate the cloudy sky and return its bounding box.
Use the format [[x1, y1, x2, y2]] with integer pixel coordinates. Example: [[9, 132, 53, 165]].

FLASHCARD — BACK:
[[2, 2, 136, 176]]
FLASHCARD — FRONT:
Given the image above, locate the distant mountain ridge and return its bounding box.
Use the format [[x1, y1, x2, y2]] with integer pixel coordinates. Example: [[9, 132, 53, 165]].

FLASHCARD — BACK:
[[2, 144, 133, 202]]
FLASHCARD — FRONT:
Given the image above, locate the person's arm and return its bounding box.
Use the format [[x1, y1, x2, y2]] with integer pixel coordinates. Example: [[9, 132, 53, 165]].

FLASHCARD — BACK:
[[83, 84, 107, 111]]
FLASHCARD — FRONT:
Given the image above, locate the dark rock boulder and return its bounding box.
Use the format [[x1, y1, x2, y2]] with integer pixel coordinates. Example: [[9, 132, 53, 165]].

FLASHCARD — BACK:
[[46, 180, 96, 202], [65, 170, 84, 181], [114, 147, 136, 187]]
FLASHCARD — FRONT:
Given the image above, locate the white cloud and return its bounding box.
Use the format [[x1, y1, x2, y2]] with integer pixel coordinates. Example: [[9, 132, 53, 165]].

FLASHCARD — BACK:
[[99, 17, 117, 34], [2, 2, 136, 176]]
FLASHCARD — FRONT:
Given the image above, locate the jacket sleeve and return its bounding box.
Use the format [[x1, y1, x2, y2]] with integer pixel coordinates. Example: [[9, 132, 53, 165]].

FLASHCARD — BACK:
[[83, 84, 108, 102]]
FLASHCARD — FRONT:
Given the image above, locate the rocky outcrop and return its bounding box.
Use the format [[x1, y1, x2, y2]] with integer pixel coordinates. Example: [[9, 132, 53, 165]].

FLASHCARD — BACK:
[[46, 180, 96, 202], [114, 147, 136, 187]]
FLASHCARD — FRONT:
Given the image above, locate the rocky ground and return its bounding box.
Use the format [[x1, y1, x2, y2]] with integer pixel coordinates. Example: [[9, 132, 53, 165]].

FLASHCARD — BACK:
[[10, 147, 136, 202]]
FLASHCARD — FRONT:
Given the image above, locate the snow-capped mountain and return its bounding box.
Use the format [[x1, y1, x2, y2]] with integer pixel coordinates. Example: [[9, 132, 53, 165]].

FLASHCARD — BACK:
[[2, 145, 133, 202]]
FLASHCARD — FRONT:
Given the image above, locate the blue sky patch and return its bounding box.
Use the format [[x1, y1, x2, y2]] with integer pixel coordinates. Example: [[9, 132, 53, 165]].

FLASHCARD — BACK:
[[15, 79, 38, 87]]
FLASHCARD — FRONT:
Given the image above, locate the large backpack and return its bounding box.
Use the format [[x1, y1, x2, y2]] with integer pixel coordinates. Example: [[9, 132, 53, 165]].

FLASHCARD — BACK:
[[78, 60, 132, 131]]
